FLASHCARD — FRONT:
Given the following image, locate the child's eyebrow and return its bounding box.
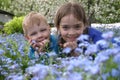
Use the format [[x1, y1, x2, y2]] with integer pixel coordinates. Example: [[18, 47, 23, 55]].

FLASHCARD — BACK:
[[73, 23, 81, 26], [73, 22, 83, 26], [60, 23, 82, 26]]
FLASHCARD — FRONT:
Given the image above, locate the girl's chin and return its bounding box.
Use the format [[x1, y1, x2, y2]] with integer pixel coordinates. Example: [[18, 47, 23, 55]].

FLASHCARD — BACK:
[[66, 39, 76, 42]]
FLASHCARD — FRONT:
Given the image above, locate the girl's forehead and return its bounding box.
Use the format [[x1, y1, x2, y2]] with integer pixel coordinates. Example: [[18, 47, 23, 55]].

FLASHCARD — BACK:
[[62, 14, 79, 20], [60, 14, 82, 25]]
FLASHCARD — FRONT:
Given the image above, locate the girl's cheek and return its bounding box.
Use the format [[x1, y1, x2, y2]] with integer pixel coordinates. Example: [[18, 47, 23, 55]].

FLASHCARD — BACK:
[[62, 31, 67, 36]]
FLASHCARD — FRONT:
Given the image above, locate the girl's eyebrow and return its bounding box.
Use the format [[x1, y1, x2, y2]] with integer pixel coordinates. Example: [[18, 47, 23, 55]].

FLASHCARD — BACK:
[[60, 23, 82, 26], [74, 22, 83, 25], [60, 24, 68, 26]]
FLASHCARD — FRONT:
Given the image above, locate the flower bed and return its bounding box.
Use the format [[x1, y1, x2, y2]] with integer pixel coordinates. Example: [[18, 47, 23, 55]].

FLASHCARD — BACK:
[[0, 24, 120, 80]]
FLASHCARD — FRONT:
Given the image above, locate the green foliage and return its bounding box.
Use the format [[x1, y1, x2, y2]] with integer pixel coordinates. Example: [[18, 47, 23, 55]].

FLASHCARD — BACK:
[[0, 22, 4, 25], [3, 16, 24, 35], [0, 35, 30, 76], [0, 0, 119, 23], [0, 0, 11, 9], [94, 0, 120, 23], [0, 22, 4, 34]]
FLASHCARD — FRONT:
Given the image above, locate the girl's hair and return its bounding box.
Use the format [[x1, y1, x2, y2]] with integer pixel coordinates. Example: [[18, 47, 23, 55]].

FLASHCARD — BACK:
[[54, 2, 89, 29], [54, 2, 89, 47], [22, 11, 48, 36]]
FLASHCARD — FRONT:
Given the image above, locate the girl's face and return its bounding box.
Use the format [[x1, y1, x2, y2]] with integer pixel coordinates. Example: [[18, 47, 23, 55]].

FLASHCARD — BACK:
[[59, 14, 85, 42]]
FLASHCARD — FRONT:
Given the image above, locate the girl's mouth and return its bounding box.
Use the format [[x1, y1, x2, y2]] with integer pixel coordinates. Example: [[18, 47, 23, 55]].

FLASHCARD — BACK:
[[67, 37, 76, 41]]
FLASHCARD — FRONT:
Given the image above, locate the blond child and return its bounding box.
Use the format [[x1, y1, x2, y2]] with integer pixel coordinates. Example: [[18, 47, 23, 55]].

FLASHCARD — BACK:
[[22, 12, 58, 59]]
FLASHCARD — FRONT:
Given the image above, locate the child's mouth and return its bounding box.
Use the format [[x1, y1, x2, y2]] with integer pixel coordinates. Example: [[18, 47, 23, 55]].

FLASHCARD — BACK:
[[67, 36, 77, 41], [36, 38, 45, 42]]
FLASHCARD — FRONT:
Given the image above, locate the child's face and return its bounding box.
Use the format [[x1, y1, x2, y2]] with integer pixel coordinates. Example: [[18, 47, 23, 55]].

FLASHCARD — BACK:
[[26, 21, 50, 43], [59, 14, 85, 42]]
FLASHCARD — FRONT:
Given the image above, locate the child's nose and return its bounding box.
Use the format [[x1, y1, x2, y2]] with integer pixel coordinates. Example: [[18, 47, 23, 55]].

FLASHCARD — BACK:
[[68, 29, 75, 35], [37, 32, 42, 38]]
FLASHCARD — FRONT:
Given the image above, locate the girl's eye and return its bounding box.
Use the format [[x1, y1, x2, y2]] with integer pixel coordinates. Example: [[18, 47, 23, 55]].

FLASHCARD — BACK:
[[62, 26, 69, 30], [74, 25, 81, 30], [40, 29, 47, 32]]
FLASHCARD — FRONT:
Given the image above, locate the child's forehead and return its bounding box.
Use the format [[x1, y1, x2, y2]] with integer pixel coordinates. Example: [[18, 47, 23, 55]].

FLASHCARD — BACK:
[[28, 22, 49, 29], [27, 18, 48, 26], [61, 14, 81, 22]]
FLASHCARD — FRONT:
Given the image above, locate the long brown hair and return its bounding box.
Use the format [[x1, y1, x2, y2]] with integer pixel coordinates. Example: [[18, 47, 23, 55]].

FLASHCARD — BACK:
[[54, 2, 89, 47], [54, 2, 89, 30]]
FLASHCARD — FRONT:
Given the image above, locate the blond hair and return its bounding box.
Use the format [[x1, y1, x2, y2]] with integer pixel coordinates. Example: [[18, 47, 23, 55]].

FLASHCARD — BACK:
[[22, 11, 48, 36]]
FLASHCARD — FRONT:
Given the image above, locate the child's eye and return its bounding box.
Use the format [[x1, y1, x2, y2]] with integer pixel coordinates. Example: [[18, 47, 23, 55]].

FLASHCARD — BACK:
[[30, 32, 37, 36], [40, 29, 47, 32], [62, 26, 69, 30], [74, 25, 81, 30]]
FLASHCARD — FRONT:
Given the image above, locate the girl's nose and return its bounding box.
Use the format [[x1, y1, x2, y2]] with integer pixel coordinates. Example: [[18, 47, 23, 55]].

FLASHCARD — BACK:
[[68, 29, 75, 35]]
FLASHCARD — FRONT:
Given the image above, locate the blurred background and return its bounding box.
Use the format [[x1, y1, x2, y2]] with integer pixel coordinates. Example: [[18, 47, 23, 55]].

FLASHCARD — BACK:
[[0, 0, 120, 35], [0, 0, 120, 24]]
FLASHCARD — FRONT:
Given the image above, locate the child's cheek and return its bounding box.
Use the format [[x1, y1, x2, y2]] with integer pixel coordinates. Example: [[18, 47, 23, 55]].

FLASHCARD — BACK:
[[31, 40, 36, 44]]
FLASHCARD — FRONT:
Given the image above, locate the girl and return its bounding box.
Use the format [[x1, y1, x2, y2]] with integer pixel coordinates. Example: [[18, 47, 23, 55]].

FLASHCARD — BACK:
[[54, 2, 103, 57]]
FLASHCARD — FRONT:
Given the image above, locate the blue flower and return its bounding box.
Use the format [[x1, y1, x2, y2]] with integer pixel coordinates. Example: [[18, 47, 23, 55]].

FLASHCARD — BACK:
[[94, 54, 109, 63], [62, 47, 72, 54], [113, 54, 120, 64], [74, 48, 83, 54], [77, 34, 89, 43], [85, 44, 98, 55], [96, 40, 109, 50], [111, 68, 120, 77], [101, 72, 110, 80], [0, 49, 5, 55]]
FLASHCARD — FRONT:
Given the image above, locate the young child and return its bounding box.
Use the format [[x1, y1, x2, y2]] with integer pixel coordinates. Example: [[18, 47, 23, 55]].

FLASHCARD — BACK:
[[54, 2, 103, 57], [22, 12, 58, 59]]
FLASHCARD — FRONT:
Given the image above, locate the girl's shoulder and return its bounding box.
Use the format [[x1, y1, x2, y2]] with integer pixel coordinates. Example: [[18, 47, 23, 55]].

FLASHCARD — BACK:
[[88, 27, 102, 34], [87, 27, 103, 43]]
